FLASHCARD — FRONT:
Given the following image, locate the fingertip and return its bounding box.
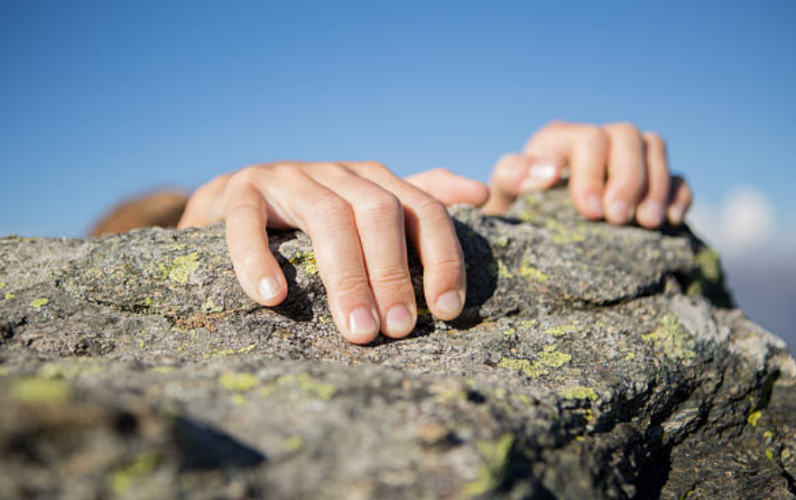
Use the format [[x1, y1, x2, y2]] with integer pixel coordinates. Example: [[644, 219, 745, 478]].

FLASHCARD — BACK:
[[432, 290, 465, 321], [519, 158, 563, 192], [571, 187, 605, 220], [342, 306, 380, 345], [381, 303, 417, 339], [256, 272, 288, 306], [636, 200, 665, 229]]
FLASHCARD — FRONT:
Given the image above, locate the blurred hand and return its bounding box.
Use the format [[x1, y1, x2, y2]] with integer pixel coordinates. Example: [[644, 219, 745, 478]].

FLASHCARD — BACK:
[[179, 162, 488, 344], [482, 121, 693, 228]]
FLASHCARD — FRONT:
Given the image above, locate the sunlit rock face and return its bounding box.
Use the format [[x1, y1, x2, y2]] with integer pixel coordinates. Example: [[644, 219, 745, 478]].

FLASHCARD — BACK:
[[1, 187, 793, 500]]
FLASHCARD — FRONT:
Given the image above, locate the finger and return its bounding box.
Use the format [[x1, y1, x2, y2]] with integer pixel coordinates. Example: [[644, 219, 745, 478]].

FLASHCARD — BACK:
[[636, 132, 670, 228], [526, 121, 608, 219], [481, 154, 532, 215], [667, 175, 692, 225], [179, 173, 233, 228], [254, 166, 381, 344], [602, 122, 648, 224], [347, 161, 466, 321], [306, 163, 417, 339], [223, 170, 288, 309], [405, 168, 490, 208]]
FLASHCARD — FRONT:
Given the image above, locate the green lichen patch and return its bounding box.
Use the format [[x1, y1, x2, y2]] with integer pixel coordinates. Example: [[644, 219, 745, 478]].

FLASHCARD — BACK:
[[108, 452, 159, 496], [218, 372, 260, 392], [695, 248, 721, 283], [203, 344, 256, 360], [641, 315, 696, 361], [9, 377, 72, 404], [747, 409, 763, 426], [29, 298, 49, 308], [558, 385, 598, 401], [165, 252, 201, 284], [464, 434, 515, 497], [283, 435, 305, 452], [489, 259, 513, 279], [200, 298, 224, 314], [545, 220, 589, 245], [276, 372, 336, 400], [289, 250, 318, 275], [537, 345, 572, 367], [498, 345, 572, 378], [519, 264, 548, 283], [545, 324, 579, 337]]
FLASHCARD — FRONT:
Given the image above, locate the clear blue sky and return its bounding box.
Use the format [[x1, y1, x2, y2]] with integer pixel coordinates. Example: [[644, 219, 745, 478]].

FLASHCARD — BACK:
[[1, 0, 794, 237]]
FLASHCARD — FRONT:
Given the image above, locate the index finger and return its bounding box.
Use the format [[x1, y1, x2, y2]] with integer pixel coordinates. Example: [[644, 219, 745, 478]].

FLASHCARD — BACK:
[[224, 170, 288, 306]]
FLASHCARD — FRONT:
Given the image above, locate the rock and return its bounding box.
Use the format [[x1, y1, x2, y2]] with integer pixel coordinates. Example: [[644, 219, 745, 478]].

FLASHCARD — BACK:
[[0, 187, 792, 499]]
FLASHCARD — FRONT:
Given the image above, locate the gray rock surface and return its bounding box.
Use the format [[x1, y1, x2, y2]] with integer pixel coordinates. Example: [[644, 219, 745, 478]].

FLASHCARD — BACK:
[[0, 187, 793, 499]]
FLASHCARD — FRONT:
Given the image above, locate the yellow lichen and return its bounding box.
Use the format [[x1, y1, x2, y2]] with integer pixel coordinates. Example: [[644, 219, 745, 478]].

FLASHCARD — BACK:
[[783, 448, 792, 461], [496, 260, 513, 278], [289, 250, 318, 274], [558, 385, 598, 401], [283, 435, 305, 452], [4, 293, 15, 300], [641, 315, 696, 361], [747, 409, 763, 426], [625, 352, 636, 361], [503, 328, 516, 336], [464, 434, 515, 497], [766, 448, 775, 461], [0, 282, 5, 289], [201, 298, 223, 314], [695, 248, 721, 283], [203, 344, 256, 359], [166, 252, 200, 284], [277, 372, 336, 400], [108, 452, 158, 495], [545, 324, 578, 337], [231, 393, 248, 405], [545, 219, 589, 245], [498, 345, 572, 378], [29, 298, 49, 308], [10, 377, 72, 403], [521, 319, 538, 328], [519, 264, 549, 283], [218, 372, 259, 392]]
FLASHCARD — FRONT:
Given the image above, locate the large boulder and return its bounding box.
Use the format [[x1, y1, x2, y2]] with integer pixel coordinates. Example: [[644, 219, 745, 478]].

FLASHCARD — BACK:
[[0, 188, 793, 499]]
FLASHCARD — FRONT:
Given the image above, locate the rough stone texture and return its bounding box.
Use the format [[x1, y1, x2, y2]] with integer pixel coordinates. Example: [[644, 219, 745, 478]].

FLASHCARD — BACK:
[[0, 187, 793, 499]]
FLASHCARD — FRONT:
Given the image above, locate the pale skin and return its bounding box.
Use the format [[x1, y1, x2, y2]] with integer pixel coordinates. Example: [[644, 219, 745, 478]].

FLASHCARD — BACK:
[[178, 121, 692, 344]]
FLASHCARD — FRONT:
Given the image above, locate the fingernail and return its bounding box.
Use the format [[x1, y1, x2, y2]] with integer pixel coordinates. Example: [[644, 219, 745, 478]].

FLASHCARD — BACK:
[[520, 161, 557, 191], [642, 201, 664, 226], [435, 290, 463, 318], [349, 306, 378, 337], [258, 277, 281, 301], [607, 200, 630, 223], [587, 194, 604, 218], [386, 304, 414, 334], [668, 204, 686, 225]]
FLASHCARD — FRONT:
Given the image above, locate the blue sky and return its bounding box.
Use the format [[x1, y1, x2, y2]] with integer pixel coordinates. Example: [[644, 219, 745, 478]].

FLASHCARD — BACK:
[[1, 0, 795, 238]]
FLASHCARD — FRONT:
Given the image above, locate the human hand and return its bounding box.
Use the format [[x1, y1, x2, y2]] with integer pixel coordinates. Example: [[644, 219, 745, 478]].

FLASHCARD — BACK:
[[178, 162, 489, 344], [482, 121, 693, 228]]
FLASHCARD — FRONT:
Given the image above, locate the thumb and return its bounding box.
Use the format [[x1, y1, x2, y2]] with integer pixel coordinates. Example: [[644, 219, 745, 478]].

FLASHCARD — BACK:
[[404, 168, 490, 207], [482, 153, 564, 215]]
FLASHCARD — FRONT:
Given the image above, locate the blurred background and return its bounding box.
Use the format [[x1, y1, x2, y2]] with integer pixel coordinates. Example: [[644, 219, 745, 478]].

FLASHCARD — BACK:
[[1, 1, 794, 346]]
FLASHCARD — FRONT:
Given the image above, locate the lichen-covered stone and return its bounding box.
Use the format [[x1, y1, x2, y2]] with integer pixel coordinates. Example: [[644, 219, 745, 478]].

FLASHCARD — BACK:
[[0, 187, 793, 499]]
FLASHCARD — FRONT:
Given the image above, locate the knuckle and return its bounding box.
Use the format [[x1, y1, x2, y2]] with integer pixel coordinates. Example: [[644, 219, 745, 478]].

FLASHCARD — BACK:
[[233, 165, 262, 185], [579, 124, 609, 150], [360, 191, 402, 218], [430, 252, 465, 276], [314, 193, 353, 221], [414, 196, 449, 223], [612, 121, 642, 138], [360, 160, 388, 172], [369, 264, 411, 288], [325, 272, 371, 297], [316, 162, 350, 176]]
